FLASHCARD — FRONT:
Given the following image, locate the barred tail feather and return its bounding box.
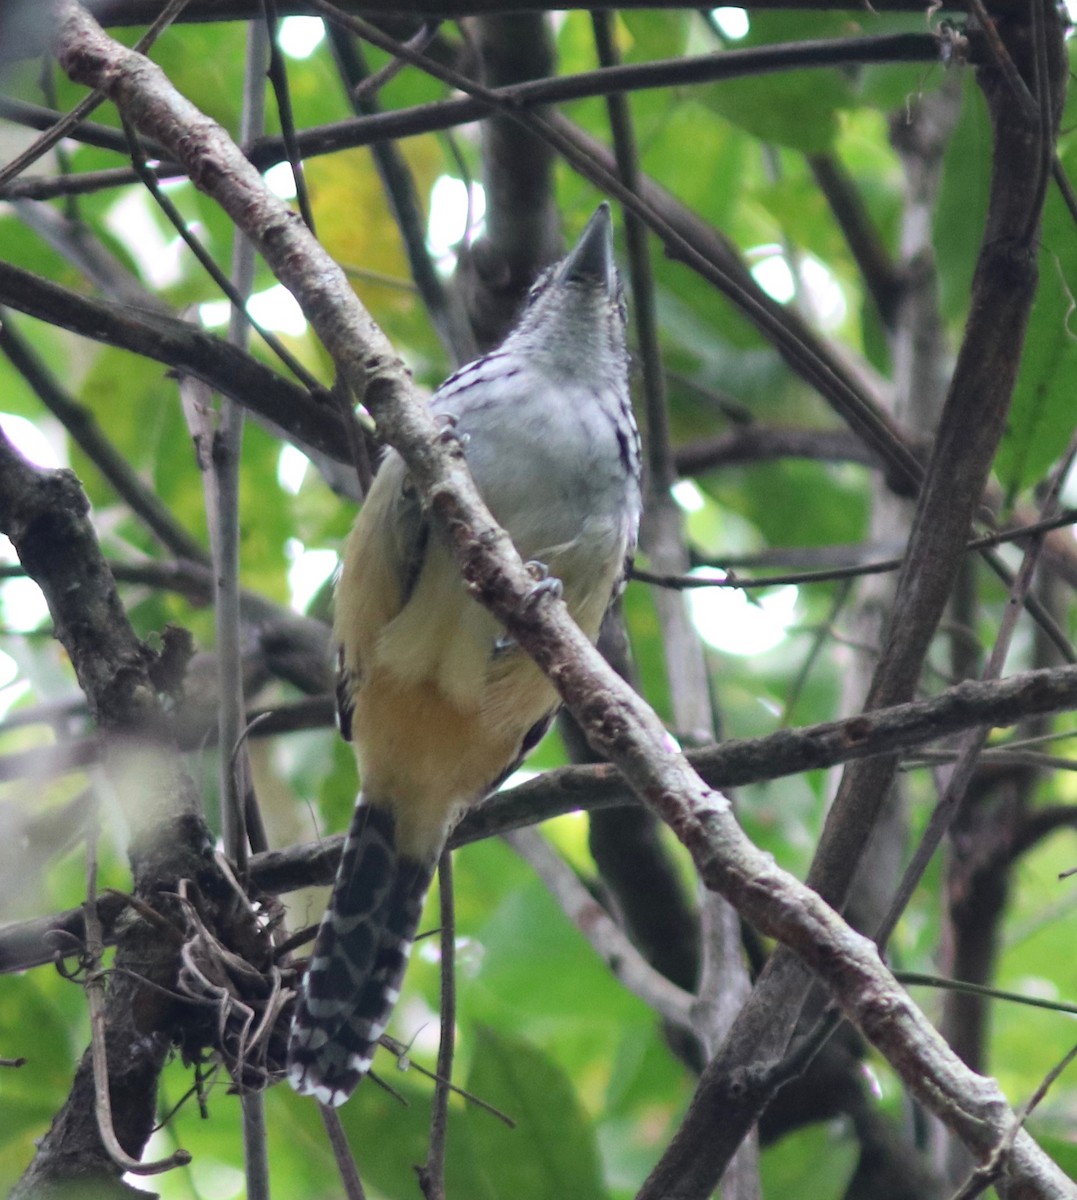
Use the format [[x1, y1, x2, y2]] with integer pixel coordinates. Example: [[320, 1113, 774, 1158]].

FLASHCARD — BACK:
[[287, 800, 436, 1106]]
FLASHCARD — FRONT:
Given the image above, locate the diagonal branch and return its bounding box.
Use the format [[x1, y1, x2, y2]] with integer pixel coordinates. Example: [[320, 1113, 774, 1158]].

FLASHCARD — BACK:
[[6, 656, 1077, 980], [0, 430, 220, 1194], [47, 7, 1074, 1198], [0, 260, 352, 467], [641, 7, 1069, 1195]]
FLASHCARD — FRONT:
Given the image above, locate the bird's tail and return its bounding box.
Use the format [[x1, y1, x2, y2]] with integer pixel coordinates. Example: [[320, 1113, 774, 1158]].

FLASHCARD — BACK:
[[287, 799, 436, 1106]]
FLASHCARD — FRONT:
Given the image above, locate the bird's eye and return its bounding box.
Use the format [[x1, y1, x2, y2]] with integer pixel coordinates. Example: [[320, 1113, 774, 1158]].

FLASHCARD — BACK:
[[525, 266, 556, 307]]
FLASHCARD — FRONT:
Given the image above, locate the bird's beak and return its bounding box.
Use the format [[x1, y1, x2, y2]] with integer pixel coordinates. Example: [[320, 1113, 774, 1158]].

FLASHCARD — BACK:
[[560, 202, 616, 294]]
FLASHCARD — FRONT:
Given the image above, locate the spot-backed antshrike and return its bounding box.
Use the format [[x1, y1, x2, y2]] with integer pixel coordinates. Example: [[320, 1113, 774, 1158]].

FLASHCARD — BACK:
[[287, 203, 642, 1106]]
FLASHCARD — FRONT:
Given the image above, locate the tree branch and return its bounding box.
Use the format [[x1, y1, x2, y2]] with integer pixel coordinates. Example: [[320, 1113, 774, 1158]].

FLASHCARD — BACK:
[[504, 828, 695, 1031], [0, 426, 221, 1194], [0, 0, 1027, 61], [9, 660, 1077, 977], [0, 260, 352, 468], [46, 7, 1074, 1196]]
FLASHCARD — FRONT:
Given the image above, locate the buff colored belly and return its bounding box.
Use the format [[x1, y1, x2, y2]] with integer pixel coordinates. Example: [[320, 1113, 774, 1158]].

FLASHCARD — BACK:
[[352, 653, 557, 860]]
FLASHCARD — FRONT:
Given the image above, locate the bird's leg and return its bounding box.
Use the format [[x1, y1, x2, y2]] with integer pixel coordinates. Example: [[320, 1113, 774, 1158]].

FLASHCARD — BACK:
[[523, 559, 564, 602], [493, 561, 563, 654], [434, 411, 469, 448]]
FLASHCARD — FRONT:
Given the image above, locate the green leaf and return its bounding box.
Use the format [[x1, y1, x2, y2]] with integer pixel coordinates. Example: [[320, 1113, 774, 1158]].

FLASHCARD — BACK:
[[619, 10, 690, 63], [466, 866, 650, 1028], [698, 13, 861, 153], [934, 77, 991, 323], [993, 182, 1077, 497], [465, 1025, 610, 1200], [704, 457, 869, 550], [760, 1121, 858, 1198], [701, 71, 851, 153]]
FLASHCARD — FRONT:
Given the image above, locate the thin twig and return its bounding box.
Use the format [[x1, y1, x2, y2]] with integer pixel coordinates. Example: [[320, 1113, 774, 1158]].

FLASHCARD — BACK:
[[0, 95, 165, 159], [0, 0, 192, 187], [808, 152, 904, 326], [898, 973, 1077, 1018], [502, 828, 695, 1031], [327, 21, 475, 365], [0, 165, 145, 201], [950, 1038, 1077, 1200], [875, 428, 1077, 951], [380, 1035, 516, 1127], [351, 20, 440, 103], [781, 579, 853, 725], [241, 1091, 271, 1200], [634, 507, 1077, 590], [901, 747, 1077, 773], [82, 827, 191, 1175], [419, 849, 456, 1200], [119, 119, 324, 394], [262, 0, 316, 233], [320, 1105, 367, 1200], [215, 17, 269, 874]]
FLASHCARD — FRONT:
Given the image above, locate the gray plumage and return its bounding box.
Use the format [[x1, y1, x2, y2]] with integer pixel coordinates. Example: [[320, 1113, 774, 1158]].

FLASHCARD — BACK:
[[288, 202, 641, 1106]]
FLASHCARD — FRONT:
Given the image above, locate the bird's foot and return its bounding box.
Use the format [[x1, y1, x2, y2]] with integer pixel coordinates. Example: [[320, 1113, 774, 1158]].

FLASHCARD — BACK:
[[523, 559, 563, 601], [434, 411, 469, 448], [493, 563, 563, 654]]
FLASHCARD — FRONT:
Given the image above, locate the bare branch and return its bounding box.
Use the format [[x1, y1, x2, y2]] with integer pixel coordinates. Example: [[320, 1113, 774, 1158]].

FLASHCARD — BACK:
[[7, 658, 1077, 980], [43, 7, 1075, 1196], [504, 828, 695, 1031], [0, 261, 350, 467], [417, 850, 457, 1200], [320, 1105, 368, 1200], [81, 830, 191, 1177]]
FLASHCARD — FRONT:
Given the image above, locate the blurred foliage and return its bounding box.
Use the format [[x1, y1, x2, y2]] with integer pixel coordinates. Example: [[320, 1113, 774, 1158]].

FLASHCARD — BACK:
[[1, 8, 1077, 1200]]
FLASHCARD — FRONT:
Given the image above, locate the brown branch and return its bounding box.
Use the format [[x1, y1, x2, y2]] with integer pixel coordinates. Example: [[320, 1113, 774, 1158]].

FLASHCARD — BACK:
[[812, 0, 1066, 909], [0, 95, 164, 159], [0, 0, 1028, 57], [0, 316, 208, 563], [453, 13, 562, 350], [47, 7, 1073, 1197], [674, 425, 882, 476], [0, 260, 351, 467], [248, 32, 944, 168], [10, 660, 1077, 977], [643, 7, 1069, 1194], [0, 421, 220, 1192], [876, 434, 1077, 951], [808, 152, 905, 327]]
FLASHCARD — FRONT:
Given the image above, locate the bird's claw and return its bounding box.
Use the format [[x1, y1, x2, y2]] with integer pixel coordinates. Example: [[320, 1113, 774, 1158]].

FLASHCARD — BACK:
[[523, 560, 563, 601], [434, 412, 469, 448], [493, 563, 562, 655]]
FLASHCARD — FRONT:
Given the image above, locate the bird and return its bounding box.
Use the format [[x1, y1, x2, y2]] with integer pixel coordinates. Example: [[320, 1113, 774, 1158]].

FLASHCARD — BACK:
[[287, 202, 642, 1107]]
